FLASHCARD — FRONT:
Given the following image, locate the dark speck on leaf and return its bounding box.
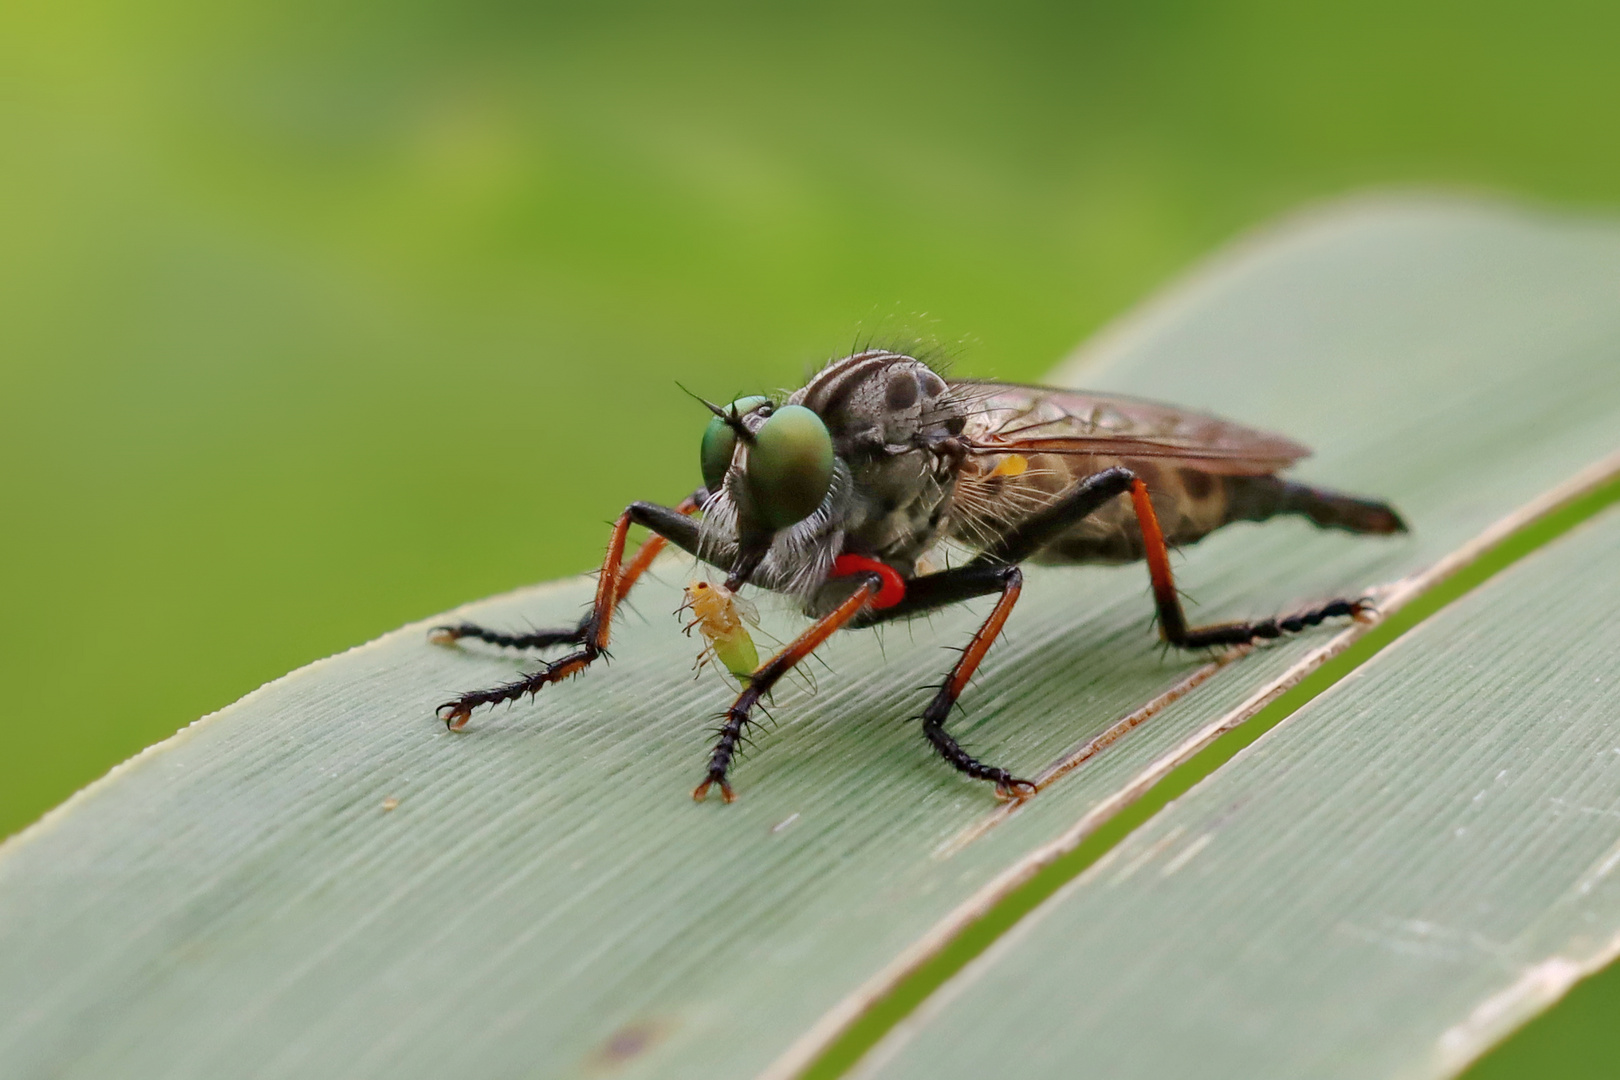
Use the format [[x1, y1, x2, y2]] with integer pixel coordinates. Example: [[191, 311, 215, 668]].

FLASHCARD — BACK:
[[588, 1020, 669, 1073]]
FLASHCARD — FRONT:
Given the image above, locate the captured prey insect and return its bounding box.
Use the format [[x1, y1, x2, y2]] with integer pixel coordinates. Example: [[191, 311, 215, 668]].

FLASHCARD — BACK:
[[430, 350, 1406, 803], [679, 580, 760, 684]]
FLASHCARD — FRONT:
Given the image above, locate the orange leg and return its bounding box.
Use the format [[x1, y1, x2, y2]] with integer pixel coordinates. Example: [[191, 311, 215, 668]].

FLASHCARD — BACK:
[[1128, 477, 1370, 648], [916, 565, 1034, 799], [437, 511, 632, 729], [694, 578, 880, 803]]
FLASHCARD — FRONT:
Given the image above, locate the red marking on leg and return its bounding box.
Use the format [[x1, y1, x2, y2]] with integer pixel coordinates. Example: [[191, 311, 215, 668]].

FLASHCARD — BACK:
[[829, 554, 906, 608]]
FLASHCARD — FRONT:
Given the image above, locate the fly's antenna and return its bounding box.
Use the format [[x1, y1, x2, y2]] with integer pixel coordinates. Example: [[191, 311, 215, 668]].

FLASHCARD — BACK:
[[676, 381, 756, 444]]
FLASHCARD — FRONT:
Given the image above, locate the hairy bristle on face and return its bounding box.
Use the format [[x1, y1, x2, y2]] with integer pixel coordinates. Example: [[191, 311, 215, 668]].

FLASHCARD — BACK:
[[697, 466, 850, 599]]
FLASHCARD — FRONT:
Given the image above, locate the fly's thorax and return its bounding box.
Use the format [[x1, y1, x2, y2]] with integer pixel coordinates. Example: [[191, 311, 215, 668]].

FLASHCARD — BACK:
[[790, 351, 968, 457], [840, 448, 960, 567], [788, 351, 970, 567]]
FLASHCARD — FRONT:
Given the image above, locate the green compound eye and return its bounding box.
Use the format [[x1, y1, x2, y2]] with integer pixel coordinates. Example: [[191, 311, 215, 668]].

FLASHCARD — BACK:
[[745, 404, 834, 530], [700, 396, 770, 493]]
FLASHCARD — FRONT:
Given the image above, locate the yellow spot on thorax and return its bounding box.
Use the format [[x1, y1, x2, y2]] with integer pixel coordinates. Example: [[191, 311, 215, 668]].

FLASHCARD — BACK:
[[988, 453, 1029, 478]]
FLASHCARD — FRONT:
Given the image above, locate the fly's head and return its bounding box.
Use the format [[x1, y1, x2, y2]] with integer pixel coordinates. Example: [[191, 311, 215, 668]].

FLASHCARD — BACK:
[[692, 352, 970, 596], [694, 395, 851, 597]]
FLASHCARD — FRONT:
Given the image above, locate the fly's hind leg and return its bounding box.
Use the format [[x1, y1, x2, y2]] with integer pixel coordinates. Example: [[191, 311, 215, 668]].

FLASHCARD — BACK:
[[956, 463, 1374, 651], [1127, 478, 1374, 649], [434, 492, 703, 729]]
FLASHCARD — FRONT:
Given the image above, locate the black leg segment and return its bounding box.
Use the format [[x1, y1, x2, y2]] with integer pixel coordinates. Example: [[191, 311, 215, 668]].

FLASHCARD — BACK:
[[431, 493, 709, 729], [428, 622, 586, 651], [980, 467, 1136, 566]]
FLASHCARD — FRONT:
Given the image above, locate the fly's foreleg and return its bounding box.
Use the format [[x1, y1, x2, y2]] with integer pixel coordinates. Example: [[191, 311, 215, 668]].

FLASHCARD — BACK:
[[430, 491, 703, 652], [434, 493, 704, 730], [613, 490, 706, 601], [1126, 477, 1373, 648], [694, 577, 880, 803]]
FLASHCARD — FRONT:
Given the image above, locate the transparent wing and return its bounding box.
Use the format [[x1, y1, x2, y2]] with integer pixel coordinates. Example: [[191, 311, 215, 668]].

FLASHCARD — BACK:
[[949, 380, 1309, 477]]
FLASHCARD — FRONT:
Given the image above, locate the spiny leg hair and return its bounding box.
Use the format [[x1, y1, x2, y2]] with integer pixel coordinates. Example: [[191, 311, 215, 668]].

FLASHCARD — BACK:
[[428, 491, 703, 655]]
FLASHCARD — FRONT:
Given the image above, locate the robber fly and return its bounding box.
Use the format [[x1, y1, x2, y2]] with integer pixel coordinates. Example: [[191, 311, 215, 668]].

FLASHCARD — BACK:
[[431, 350, 1405, 802]]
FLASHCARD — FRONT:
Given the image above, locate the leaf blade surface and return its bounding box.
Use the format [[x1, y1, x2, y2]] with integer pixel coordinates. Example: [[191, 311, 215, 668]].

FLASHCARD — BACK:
[[2, 197, 1619, 1080]]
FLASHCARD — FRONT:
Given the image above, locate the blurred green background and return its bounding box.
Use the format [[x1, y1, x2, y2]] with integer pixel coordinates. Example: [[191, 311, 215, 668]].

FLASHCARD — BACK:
[[2, 0, 1618, 1072]]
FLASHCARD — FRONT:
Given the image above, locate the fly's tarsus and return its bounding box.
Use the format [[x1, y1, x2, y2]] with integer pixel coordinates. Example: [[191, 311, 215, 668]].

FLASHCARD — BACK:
[[691, 775, 737, 804], [1161, 590, 1375, 650], [694, 705, 751, 804], [921, 712, 1036, 800], [437, 646, 603, 730], [428, 621, 586, 651]]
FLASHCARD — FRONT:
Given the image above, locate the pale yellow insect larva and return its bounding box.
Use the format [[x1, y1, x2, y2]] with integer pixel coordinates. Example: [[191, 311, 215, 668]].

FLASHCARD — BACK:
[[680, 580, 760, 683]]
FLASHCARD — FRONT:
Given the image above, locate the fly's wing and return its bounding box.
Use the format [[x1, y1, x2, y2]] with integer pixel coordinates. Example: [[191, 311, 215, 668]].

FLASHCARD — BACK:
[[949, 380, 1309, 477]]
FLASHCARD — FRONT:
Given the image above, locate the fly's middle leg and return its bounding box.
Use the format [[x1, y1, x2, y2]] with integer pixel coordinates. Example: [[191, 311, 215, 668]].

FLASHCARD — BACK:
[[852, 561, 1036, 797], [917, 565, 1034, 799]]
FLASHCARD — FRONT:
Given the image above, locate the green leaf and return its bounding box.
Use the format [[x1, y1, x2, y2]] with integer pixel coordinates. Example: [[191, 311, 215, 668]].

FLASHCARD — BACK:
[[854, 482, 1620, 1080], [2, 196, 1619, 1080]]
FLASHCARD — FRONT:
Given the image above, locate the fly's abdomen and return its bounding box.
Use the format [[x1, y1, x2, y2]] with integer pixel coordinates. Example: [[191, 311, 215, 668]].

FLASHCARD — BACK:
[[949, 454, 1240, 565], [952, 454, 1406, 567], [1023, 459, 1236, 564]]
